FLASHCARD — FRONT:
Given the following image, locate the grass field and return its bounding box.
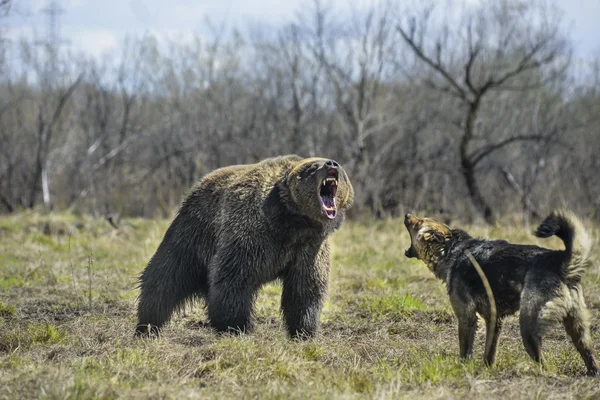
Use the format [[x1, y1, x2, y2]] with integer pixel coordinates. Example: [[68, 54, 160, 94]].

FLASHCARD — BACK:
[[1, 211, 600, 399]]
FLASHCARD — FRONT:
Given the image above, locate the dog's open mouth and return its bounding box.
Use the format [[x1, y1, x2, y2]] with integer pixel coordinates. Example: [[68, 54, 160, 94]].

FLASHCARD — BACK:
[[403, 214, 418, 258], [319, 169, 338, 219], [405, 246, 417, 258]]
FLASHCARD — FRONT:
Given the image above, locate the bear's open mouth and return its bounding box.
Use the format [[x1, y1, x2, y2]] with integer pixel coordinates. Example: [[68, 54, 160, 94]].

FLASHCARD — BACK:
[[319, 169, 338, 219]]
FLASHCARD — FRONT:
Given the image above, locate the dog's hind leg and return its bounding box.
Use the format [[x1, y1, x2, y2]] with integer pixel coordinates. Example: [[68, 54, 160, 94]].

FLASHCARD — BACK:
[[484, 318, 502, 366], [564, 312, 599, 376], [563, 288, 599, 376], [519, 275, 569, 369], [519, 292, 548, 367], [520, 321, 544, 366]]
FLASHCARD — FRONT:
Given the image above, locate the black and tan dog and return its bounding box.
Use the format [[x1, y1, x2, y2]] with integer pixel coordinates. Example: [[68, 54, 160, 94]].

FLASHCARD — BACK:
[[404, 210, 599, 376]]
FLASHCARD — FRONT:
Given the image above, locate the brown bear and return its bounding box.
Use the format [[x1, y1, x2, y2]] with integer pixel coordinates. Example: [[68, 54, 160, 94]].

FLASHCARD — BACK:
[[135, 155, 354, 338]]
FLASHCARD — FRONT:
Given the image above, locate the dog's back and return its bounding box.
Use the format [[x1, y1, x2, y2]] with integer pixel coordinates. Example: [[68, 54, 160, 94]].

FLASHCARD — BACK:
[[444, 229, 553, 316], [446, 211, 592, 316]]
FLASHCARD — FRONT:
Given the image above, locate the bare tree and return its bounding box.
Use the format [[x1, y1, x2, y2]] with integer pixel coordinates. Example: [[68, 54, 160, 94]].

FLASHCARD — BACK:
[[297, 0, 409, 207], [0, 0, 10, 12], [0, 0, 12, 73], [17, 39, 82, 211], [398, 0, 570, 223]]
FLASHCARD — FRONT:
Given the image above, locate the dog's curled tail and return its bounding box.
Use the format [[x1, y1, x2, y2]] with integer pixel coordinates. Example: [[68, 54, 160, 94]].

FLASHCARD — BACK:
[[534, 209, 593, 282]]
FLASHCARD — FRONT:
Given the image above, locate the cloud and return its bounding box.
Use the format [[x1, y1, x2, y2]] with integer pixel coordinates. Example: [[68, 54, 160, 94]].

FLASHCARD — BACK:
[[128, 0, 160, 25], [6, 0, 599, 62], [74, 29, 118, 58]]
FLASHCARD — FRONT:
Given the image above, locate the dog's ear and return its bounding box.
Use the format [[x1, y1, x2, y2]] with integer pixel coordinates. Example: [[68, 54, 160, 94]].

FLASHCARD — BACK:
[[423, 230, 445, 243]]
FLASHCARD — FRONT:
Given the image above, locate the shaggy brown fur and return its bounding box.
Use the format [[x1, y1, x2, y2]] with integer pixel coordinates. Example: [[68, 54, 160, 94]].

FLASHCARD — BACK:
[[135, 155, 353, 338], [404, 210, 599, 376]]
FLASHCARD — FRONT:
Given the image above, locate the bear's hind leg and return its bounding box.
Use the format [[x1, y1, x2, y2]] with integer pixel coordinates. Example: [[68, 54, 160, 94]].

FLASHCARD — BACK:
[[207, 280, 256, 334], [207, 246, 260, 334], [136, 266, 207, 337], [135, 220, 209, 337]]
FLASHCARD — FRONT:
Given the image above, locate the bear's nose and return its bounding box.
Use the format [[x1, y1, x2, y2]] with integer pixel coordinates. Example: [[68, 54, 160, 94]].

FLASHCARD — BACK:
[[325, 159, 339, 168]]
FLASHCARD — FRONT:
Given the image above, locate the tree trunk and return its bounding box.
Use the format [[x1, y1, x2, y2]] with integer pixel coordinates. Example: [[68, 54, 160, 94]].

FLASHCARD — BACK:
[[42, 165, 51, 211], [461, 160, 494, 224], [28, 110, 45, 209], [460, 99, 495, 225]]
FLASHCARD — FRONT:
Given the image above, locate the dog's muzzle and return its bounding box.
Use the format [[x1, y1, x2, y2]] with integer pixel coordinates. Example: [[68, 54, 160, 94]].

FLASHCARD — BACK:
[[404, 214, 418, 258], [405, 246, 417, 258]]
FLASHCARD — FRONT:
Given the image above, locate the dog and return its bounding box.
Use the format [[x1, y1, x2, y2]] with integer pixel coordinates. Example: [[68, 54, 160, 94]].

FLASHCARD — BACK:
[[403, 210, 599, 376]]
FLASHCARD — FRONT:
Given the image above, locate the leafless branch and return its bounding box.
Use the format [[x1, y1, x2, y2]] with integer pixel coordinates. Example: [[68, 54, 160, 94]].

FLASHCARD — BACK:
[[397, 24, 467, 101], [470, 134, 548, 166]]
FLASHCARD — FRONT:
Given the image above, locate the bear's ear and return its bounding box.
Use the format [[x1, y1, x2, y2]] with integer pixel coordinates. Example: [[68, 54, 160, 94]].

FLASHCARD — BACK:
[[339, 170, 354, 208]]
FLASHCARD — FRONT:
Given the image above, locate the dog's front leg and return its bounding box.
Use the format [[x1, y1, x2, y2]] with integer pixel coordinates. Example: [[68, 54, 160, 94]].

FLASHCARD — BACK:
[[457, 314, 477, 358], [451, 300, 477, 359]]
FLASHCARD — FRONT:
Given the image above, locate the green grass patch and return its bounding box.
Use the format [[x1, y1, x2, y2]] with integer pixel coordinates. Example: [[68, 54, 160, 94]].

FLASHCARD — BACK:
[[74, 347, 160, 385], [395, 351, 481, 385], [0, 323, 66, 352], [28, 323, 66, 344], [361, 294, 427, 321], [348, 371, 373, 393], [30, 232, 60, 248], [302, 343, 324, 361], [0, 302, 16, 318], [0, 275, 25, 291]]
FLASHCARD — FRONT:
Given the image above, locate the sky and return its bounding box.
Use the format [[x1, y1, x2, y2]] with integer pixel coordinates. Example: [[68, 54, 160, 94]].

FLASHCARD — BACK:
[[3, 0, 600, 61]]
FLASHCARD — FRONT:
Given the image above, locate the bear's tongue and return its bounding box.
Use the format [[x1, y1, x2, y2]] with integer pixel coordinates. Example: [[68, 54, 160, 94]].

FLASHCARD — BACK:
[[319, 180, 337, 219], [320, 197, 336, 219]]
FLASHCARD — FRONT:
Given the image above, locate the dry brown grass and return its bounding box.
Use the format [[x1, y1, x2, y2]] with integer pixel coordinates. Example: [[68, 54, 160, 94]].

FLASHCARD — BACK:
[[1, 211, 599, 399]]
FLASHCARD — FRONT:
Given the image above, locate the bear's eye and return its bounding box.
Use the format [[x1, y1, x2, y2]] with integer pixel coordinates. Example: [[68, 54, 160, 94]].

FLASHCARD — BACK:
[[303, 164, 318, 177]]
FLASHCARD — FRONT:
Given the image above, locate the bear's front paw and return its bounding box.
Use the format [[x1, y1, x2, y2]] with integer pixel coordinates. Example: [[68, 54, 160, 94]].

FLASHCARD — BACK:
[[288, 326, 318, 340]]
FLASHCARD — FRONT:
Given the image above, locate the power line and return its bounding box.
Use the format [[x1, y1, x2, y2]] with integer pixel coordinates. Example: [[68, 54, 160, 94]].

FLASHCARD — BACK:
[[35, 0, 69, 83]]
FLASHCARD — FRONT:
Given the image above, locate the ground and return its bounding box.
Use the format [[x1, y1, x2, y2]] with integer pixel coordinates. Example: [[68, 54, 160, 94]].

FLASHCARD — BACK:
[[1, 211, 599, 399]]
